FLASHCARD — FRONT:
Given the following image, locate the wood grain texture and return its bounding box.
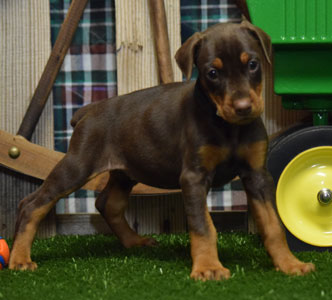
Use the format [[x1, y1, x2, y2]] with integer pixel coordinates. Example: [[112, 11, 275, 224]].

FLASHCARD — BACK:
[[0, 0, 55, 238], [17, 0, 89, 140], [115, 0, 181, 95], [148, 0, 174, 83]]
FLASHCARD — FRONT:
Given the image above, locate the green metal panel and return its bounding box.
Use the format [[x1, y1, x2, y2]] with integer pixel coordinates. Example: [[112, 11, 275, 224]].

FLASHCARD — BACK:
[[247, 0, 332, 44], [247, 0, 332, 99], [274, 49, 332, 94], [282, 97, 332, 111]]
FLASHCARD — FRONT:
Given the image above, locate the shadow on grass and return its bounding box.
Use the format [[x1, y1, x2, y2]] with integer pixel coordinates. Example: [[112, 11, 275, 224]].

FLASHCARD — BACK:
[[29, 232, 274, 272], [32, 234, 191, 264]]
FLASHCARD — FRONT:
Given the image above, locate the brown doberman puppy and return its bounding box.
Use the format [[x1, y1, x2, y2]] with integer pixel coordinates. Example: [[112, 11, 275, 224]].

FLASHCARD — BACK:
[[9, 20, 315, 280]]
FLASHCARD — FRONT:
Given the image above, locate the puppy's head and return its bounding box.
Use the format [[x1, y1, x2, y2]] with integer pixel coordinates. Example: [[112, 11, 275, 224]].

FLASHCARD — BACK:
[[175, 20, 271, 125]]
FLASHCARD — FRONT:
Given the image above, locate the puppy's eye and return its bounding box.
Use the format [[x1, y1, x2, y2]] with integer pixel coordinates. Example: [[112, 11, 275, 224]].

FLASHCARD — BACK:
[[248, 59, 259, 73], [207, 69, 218, 80]]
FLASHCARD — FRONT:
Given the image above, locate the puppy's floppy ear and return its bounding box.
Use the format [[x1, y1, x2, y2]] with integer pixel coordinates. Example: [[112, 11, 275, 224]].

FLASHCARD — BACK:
[[240, 19, 272, 65], [175, 32, 202, 80]]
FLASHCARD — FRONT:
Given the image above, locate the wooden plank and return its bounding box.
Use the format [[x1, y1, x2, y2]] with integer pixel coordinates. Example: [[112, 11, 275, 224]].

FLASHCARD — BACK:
[[0, 129, 181, 195], [0, 0, 54, 146], [0, 166, 56, 239], [56, 214, 112, 236], [0, 0, 55, 238], [235, 0, 251, 21], [115, 0, 181, 96], [148, 0, 174, 83], [0, 130, 63, 182], [17, 0, 89, 140], [57, 192, 187, 235]]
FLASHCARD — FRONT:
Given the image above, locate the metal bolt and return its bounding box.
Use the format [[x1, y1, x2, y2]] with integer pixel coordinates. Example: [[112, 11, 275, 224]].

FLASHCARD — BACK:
[[317, 188, 332, 206], [8, 146, 20, 159]]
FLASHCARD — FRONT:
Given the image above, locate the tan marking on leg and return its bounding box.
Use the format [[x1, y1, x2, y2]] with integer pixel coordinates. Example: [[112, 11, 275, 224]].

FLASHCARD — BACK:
[[190, 208, 230, 281], [249, 199, 315, 275], [9, 203, 54, 270], [237, 141, 267, 169], [198, 145, 230, 171], [240, 52, 250, 64], [212, 57, 223, 69]]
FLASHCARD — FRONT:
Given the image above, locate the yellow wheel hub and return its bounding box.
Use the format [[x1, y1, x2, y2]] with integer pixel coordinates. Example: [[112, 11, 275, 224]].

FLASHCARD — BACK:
[[277, 146, 332, 247]]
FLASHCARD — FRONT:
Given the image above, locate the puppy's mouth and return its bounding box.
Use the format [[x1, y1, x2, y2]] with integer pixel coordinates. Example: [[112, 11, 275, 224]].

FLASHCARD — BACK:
[[210, 89, 264, 125], [216, 108, 258, 124]]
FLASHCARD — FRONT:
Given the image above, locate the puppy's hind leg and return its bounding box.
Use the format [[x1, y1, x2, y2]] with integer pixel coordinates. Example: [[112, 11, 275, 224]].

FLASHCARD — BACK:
[[9, 154, 95, 271], [95, 171, 157, 248]]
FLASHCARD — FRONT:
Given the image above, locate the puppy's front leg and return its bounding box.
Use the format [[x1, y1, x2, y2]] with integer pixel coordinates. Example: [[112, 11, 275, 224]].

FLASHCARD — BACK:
[[180, 169, 231, 281], [242, 169, 315, 275]]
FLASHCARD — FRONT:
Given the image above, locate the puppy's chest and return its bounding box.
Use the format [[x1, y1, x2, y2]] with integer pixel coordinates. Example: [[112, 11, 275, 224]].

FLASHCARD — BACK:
[[198, 139, 267, 173]]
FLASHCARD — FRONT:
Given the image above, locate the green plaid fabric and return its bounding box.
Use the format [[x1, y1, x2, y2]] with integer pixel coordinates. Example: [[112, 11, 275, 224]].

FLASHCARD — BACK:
[[50, 0, 116, 213], [50, 0, 116, 153], [181, 0, 241, 39], [50, 0, 244, 213]]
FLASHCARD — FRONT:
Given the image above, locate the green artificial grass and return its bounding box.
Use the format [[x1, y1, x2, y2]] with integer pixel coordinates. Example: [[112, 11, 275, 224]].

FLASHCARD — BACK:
[[0, 233, 331, 300]]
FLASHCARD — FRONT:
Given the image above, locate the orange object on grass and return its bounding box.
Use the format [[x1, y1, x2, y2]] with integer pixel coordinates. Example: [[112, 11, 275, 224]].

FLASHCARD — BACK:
[[0, 237, 10, 269]]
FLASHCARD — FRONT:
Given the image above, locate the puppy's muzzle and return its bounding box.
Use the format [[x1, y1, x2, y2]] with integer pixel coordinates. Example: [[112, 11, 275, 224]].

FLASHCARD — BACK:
[[233, 98, 252, 116]]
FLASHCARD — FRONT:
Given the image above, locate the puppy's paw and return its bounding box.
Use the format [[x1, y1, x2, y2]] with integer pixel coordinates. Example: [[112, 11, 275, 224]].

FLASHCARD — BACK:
[[122, 235, 158, 248], [190, 266, 231, 281], [9, 260, 38, 271], [139, 237, 158, 247], [277, 259, 315, 276]]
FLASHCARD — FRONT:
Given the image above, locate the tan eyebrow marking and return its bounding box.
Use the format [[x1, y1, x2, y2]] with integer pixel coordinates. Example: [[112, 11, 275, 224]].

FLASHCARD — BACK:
[[212, 58, 223, 69], [240, 52, 250, 64]]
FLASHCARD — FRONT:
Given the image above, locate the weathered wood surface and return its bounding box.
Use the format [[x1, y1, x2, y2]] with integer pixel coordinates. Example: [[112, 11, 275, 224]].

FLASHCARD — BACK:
[[148, 0, 174, 83], [115, 0, 181, 96], [0, 0, 55, 238], [17, 0, 89, 140]]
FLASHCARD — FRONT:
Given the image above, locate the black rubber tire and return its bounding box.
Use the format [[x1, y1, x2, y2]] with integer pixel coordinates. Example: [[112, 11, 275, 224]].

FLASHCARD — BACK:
[[267, 125, 332, 251]]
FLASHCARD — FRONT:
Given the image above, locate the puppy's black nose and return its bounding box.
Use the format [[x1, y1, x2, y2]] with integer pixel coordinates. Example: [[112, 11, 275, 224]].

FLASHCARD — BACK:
[[233, 98, 252, 116]]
